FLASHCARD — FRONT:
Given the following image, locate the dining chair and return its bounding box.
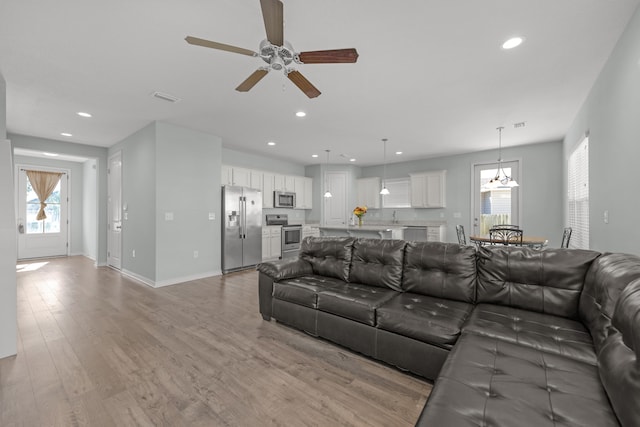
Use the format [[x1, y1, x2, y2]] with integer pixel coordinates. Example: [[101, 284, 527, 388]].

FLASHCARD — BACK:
[[489, 226, 523, 246], [456, 225, 466, 245], [561, 227, 572, 248]]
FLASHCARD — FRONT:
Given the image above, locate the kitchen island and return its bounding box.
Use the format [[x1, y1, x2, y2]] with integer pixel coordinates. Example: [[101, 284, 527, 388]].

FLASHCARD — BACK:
[[319, 225, 406, 240]]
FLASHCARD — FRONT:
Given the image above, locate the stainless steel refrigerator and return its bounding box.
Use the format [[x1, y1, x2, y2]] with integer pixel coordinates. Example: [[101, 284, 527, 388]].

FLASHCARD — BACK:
[[222, 186, 262, 273]]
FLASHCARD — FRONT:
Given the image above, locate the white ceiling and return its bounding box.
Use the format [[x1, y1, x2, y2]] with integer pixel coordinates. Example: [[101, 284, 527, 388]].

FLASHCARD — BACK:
[[1, 0, 638, 166]]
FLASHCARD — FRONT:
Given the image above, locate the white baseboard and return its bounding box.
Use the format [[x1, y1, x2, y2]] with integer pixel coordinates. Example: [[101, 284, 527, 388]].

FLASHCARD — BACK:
[[154, 270, 222, 288], [121, 269, 155, 288], [120, 269, 222, 289]]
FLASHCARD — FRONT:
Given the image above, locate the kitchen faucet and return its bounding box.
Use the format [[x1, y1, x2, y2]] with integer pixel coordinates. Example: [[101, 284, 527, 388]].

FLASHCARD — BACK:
[[392, 210, 397, 224]]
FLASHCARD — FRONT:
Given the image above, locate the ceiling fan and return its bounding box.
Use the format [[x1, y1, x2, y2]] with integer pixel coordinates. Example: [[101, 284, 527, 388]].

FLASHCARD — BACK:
[[185, 0, 359, 98]]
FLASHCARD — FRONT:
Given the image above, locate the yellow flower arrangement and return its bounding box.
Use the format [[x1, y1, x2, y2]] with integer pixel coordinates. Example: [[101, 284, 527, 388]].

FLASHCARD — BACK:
[[353, 206, 367, 218]]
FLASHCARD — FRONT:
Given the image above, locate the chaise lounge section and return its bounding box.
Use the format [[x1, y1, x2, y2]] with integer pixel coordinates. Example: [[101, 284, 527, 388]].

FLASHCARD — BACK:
[[257, 236, 640, 426]]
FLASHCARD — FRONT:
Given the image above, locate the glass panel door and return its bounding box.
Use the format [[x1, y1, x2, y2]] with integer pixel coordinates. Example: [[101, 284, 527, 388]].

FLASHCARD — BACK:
[[472, 161, 520, 237]]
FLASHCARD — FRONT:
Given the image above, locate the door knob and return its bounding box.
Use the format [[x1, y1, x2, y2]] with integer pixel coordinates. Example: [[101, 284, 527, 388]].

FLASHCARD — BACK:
[[18, 224, 24, 234]]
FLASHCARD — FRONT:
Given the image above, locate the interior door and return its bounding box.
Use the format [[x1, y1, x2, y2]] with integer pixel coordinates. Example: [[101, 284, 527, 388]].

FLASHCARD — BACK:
[[17, 167, 68, 259], [323, 171, 347, 226], [472, 161, 520, 237], [107, 152, 122, 269]]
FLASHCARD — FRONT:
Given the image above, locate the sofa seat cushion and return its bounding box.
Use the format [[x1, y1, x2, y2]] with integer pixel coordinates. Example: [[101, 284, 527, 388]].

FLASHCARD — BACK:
[[273, 275, 347, 308], [376, 293, 473, 350], [316, 283, 398, 326], [416, 333, 619, 427], [463, 303, 596, 365]]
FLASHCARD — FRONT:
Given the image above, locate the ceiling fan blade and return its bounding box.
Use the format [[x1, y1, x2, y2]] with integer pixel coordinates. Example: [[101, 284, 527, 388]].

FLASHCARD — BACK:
[[185, 36, 256, 57], [298, 48, 359, 64], [260, 0, 284, 46], [236, 69, 269, 92], [287, 71, 321, 98]]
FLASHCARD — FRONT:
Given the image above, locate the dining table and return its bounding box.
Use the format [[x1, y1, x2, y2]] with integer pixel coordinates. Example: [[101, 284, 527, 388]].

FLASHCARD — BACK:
[[469, 234, 548, 249]]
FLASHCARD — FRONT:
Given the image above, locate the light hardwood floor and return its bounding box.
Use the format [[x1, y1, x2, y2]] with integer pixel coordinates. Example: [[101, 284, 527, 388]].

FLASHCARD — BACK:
[[1, 256, 431, 426]]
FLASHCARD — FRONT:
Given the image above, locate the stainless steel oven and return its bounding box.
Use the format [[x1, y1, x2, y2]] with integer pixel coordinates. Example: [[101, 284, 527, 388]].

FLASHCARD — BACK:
[[282, 224, 302, 258], [265, 214, 302, 259]]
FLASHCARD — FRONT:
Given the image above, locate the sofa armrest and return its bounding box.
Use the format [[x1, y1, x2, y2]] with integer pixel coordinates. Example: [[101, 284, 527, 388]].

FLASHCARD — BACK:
[[256, 259, 313, 280], [257, 259, 313, 321]]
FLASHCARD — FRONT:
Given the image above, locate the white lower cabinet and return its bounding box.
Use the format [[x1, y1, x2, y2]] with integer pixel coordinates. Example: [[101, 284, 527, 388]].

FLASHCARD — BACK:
[[262, 226, 282, 261], [426, 226, 445, 242]]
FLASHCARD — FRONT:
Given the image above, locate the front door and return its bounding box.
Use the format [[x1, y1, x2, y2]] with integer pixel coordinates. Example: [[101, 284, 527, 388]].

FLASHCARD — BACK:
[[472, 161, 520, 237], [17, 167, 68, 259], [107, 152, 122, 269]]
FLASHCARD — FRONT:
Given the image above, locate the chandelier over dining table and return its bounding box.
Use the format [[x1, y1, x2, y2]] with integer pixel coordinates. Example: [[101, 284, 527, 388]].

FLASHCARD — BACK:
[[483, 126, 519, 189]]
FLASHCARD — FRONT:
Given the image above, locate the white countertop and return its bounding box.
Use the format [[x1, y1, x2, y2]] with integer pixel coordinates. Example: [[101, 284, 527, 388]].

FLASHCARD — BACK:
[[319, 224, 407, 231]]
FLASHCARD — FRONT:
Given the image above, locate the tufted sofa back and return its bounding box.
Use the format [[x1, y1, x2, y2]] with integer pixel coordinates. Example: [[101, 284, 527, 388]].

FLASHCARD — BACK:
[[476, 246, 600, 319], [402, 242, 477, 303], [598, 278, 640, 427], [579, 252, 640, 353], [349, 238, 407, 291], [300, 236, 355, 282]]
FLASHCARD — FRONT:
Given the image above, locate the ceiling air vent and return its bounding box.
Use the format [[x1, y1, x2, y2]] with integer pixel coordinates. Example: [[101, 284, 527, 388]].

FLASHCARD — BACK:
[[151, 91, 181, 103], [513, 121, 526, 129]]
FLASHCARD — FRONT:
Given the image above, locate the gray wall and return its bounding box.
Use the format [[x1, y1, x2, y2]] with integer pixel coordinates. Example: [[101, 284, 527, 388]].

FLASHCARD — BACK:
[[109, 121, 224, 285], [0, 72, 17, 358], [14, 155, 85, 256], [312, 141, 564, 245], [155, 122, 222, 283], [222, 147, 305, 176], [82, 159, 98, 260], [10, 133, 109, 264], [564, 5, 640, 255], [109, 123, 157, 281]]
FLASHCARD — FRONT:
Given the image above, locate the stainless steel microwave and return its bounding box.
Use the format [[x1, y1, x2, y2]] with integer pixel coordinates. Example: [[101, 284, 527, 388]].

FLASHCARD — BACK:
[[274, 191, 296, 208]]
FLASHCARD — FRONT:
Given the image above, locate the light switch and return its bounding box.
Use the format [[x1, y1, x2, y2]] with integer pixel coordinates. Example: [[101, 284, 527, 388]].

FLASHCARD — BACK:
[[124, 212, 128, 220], [453, 212, 462, 218], [209, 212, 216, 220], [165, 212, 174, 221], [603, 210, 609, 224]]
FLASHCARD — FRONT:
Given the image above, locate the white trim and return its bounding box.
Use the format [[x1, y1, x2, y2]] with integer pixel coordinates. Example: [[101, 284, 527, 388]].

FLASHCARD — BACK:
[[15, 163, 72, 258], [120, 268, 222, 289], [470, 158, 522, 233], [120, 268, 155, 288], [154, 270, 222, 288]]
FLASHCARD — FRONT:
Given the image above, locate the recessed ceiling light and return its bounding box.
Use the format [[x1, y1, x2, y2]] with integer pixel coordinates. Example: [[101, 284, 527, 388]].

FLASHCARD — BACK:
[[502, 37, 524, 50], [311, 154, 319, 158], [77, 111, 92, 118], [296, 111, 306, 117], [267, 141, 276, 146], [349, 158, 356, 162], [395, 151, 403, 155], [61, 132, 73, 137], [43, 152, 59, 157]]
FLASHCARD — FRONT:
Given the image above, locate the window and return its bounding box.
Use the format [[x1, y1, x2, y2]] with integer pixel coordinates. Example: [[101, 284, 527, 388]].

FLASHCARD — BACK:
[[26, 177, 62, 234], [568, 136, 589, 249], [382, 178, 411, 208]]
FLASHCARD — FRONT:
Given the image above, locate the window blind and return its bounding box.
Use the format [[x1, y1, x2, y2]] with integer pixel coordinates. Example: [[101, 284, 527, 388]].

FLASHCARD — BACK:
[[568, 137, 589, 249], [382, 178, 411, 208]]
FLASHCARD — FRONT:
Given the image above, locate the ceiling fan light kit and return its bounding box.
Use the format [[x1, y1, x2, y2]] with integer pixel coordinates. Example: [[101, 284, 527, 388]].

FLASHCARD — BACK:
[[185, 0, 359, 98]]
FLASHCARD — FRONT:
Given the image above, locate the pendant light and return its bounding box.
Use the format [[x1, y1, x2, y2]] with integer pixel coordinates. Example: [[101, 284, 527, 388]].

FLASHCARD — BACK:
[[483, 127, 519, 189], [323, 149, 333, 198], [380, 138, 390, 195]]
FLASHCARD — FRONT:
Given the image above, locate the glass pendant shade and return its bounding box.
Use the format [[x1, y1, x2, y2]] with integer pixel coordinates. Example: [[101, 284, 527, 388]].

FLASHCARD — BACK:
[[380, 138, 390, 195], [323, 149, 332, 198]]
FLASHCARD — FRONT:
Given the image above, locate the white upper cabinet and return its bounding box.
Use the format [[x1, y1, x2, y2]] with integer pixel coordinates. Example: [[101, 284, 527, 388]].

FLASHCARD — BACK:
[[263, 172, 274, 208], [295, 176, 313, 209], [222, 165, 312, 209], [356, 177, 381, 209], [221, 165, 232, 186], [410, 170, 447, 208]]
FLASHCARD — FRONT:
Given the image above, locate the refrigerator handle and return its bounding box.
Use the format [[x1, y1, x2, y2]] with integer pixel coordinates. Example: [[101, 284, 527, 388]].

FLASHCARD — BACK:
[[240, 196, 246, 239]]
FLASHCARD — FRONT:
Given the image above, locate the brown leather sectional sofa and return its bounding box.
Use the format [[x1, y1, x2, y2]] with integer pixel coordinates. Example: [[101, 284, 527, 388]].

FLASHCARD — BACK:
[[257, 236, 640, 426]]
